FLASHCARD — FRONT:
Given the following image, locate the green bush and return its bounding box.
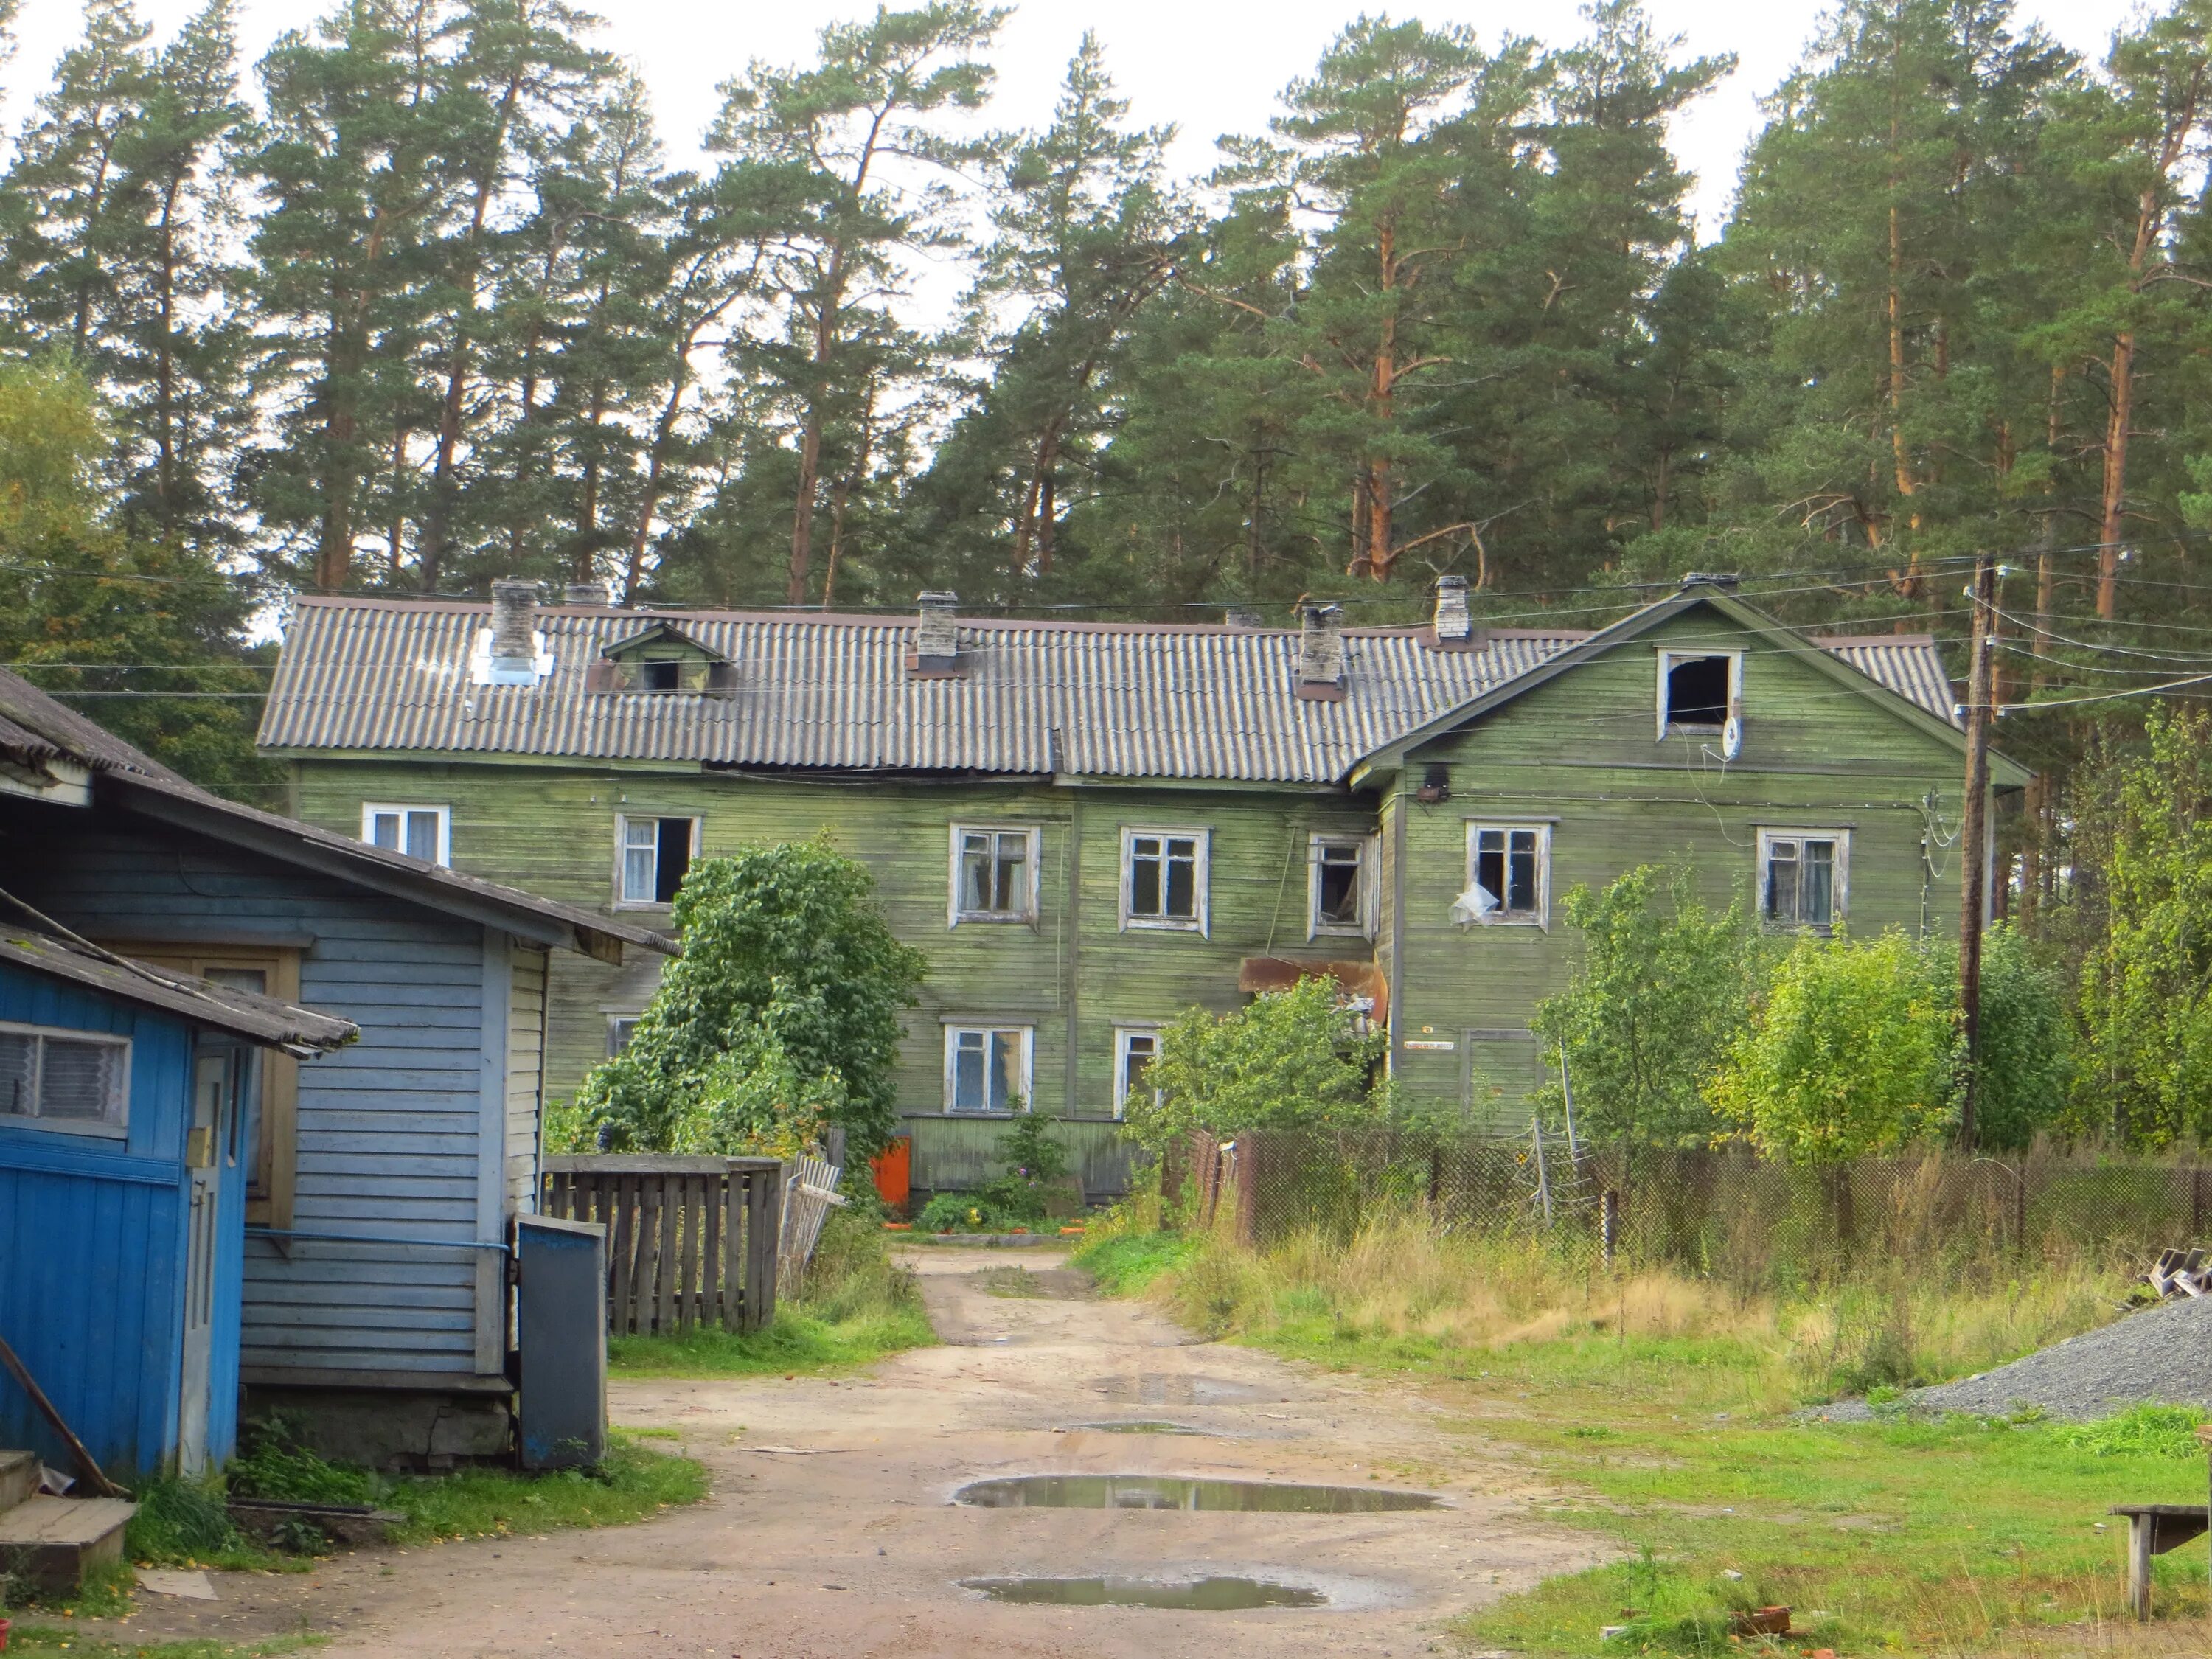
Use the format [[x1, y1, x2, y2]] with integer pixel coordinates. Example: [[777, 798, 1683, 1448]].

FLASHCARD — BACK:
[[1127, 976, 1388, 1156]]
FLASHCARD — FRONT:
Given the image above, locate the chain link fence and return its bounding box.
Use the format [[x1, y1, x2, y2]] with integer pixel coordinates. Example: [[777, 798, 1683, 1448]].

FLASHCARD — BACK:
[[1166, 1129, 2212, 1286]]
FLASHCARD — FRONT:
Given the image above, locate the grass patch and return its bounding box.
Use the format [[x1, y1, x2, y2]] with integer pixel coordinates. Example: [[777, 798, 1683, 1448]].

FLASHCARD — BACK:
[[0, 1631, 314, 1658], [1095, 1212, 2195, 1656], [610, 1206, 933, 1378], [1069, 1206, 1198, 1295]]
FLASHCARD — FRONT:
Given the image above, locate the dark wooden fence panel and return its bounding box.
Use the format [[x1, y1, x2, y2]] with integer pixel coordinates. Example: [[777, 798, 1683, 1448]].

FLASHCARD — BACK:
[[541, 1156, 785, 1335]]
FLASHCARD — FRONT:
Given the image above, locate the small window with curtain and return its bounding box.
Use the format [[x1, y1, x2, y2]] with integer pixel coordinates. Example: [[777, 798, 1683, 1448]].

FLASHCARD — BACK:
[[1122, 829, 1208, 933], [1759, 828, 1848, 931], [949, 826, 1038, 923], [0, 1022, 130, 1138], [361, 803, 450, 866], [944, 1025, 1031, 1113], [616, 815, 697, 907], [1458, 824, 1549, 925], [1113, 1027, 1160, 1121], [1310, 835, 1372, 937]]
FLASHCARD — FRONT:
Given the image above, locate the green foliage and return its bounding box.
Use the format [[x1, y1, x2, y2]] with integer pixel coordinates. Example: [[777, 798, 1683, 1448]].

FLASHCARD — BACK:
[[2076, 708, 2212, 1146], [577, 837, 925, 1156], [2053, 1402, 2207, 1459], [1125, 976, 1389, 1156], [1970, 924, 2072, 1151], [960, 1105, 1073, 1225], [1709, 928, 1956, 1164], [1532, 866, 1759, 1156]]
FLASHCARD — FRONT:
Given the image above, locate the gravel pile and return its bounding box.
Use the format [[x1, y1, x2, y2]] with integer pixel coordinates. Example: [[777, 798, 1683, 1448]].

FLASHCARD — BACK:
[[1812, 1293, 2212, 1423]]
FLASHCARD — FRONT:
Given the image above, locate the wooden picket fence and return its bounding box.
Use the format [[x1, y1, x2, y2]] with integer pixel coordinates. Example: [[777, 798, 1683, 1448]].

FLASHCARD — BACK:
[[540, 1155, 785, 1335]]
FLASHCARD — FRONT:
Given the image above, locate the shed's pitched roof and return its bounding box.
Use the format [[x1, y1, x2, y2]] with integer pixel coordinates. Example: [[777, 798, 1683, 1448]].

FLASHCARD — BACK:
[[0, 671, 190, 785], [0, 666, 674, 964], [0, 927, 356, 1055], [258, 594, 1963, 786]]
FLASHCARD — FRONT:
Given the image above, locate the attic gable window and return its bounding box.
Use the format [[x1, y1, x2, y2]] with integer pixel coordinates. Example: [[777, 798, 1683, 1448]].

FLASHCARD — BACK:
[[587, 622, 731, 694], [1658, 648, 1742, 743]]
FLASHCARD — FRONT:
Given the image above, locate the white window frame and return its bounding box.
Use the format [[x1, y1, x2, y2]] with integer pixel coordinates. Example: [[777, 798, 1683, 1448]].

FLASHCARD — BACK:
[[942, 1024, 1034, 1115], [0, 1020, 131, 1139], [361, 803, 451, 867], [1464, 821, 1551, 928], [1308, 833, 1377, 940], [613, 814, 700, 910], [1757, 827, 1851, 932], [1120, 827, 1211, 936], [1112, 1026, 1162, 1122], [1655, 647, 1743, 740], [947, 824, 1042, 926]]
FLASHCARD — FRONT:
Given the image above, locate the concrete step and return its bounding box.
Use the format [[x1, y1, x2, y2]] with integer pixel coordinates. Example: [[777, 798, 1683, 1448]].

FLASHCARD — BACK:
[[0, 1495, 135, 1590], [0, 1449, 36, 1514]]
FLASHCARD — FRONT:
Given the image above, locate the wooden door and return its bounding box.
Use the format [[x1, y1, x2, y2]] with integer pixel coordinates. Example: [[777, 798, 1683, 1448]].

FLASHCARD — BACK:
[[179, 1043, 238, 1475]]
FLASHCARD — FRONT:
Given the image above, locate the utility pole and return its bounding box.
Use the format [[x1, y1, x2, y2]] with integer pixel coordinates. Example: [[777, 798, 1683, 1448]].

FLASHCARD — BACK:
[[1958, 551, 1997, 1152]]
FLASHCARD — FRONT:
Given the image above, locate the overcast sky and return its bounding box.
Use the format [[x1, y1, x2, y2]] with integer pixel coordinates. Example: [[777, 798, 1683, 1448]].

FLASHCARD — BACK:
[[4, 0, 2143, 274]]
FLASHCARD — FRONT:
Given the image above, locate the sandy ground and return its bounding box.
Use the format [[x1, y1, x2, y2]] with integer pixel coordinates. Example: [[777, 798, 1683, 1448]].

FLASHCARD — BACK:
[[91, 1246, 1598, 1657]]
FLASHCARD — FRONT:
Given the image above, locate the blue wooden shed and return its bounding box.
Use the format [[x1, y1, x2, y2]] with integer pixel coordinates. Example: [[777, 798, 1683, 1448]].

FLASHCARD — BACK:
[[0, 930, 352, 1478], [0, 667, 671, 1467]]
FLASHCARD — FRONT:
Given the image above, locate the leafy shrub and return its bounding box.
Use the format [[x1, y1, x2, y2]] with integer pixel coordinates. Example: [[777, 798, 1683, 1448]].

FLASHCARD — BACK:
[[1708, 928, 1955, 1162], [2054, 1403, 2207, 1459], [577, 837, 926, 1156], [1972, 923, 2071, 1150], [1127, 976, 1388, 1155]]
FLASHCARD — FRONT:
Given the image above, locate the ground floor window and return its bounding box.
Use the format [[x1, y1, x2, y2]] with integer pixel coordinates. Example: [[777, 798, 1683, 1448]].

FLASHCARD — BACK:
[[1113, 1027, 1160, 1120], [1759, 828, 1849, 931], [0, 1022, 130, 1136], [945, 1025, 1031, 1113]]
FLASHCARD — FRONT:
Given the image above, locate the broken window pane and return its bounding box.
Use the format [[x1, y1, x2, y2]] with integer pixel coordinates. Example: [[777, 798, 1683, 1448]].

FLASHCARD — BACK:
[[1471, 828, 1543, 919], [1317, 841, 1363, 927], [1665, 655, 1731, 726]]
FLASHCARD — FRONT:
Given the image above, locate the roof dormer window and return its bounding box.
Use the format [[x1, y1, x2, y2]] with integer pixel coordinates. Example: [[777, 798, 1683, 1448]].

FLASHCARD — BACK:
[[585, 622, 731, 695]]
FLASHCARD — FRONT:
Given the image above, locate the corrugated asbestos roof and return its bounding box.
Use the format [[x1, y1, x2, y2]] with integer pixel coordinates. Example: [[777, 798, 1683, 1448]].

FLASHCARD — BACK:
[[259, 597, 1961, 785]]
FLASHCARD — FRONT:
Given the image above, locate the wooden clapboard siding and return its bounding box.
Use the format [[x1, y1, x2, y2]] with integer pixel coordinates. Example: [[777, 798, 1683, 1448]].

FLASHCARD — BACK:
[[280, 597, 1989, 1181], [5, 820, 504, 1380], [506, 947, 548, 1218], [1391, 608, 1975, 1129]]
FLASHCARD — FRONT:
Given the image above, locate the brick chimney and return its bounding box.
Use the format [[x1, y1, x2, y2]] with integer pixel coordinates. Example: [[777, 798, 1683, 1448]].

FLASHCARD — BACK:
[[1430, 574, 1475, 649], [563, 580, 611, 607], [1223, 605, 1263, 630], [1296, 602, 1346, 700], [484, 580, 540, 684], [909, 591, 963, 678]]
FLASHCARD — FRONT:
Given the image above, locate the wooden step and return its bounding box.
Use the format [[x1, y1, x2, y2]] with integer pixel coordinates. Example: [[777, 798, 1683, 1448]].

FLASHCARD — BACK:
[[0, 1495, 135, 1590], [0, 1449, 37, 1514]]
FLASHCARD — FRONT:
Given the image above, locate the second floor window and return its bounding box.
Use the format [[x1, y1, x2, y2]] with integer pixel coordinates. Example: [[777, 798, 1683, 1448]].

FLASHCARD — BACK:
[[1461, 824, 1549, 925], [951, 827, 1037, 923], [1310, 835, 1371, 937], [618, 815, 696, 906], [1124, 829, 1208, 932], [362, 804, 449, 866]]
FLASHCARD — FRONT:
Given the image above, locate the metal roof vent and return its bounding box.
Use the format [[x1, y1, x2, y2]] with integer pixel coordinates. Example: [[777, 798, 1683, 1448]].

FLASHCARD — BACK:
[[473, 581, 552, 686], [1296, 602, 1346, 702]]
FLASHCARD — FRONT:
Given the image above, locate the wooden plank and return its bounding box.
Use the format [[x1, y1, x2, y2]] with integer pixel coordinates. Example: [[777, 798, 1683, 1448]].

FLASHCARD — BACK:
[[676, 1175, 700, 1330], [633, 1177, 660, 1335], [609, 1175, 637, 1335], [722, 1169, 743, 1332], [655, 1175, 681, 1333], [703, 1172, 723, 1329], [543, 1155, 734, 1175]]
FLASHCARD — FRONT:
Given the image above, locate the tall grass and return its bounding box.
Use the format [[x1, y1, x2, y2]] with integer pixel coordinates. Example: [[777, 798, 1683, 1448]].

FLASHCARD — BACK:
[[1136, 1207, 2131, 1408]]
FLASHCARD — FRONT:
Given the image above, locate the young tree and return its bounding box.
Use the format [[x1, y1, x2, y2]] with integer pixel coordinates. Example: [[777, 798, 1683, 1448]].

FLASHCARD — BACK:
[[1128, 976, 1389, 1158], [1707, 928, 1955, 1163], [577, 838, 928, 1157], [1531, 865, 1758, 1169]]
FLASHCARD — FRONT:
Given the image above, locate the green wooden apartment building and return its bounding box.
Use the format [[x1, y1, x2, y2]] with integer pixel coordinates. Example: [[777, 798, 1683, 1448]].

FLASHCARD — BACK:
[[257, 575, 2024, 1196]]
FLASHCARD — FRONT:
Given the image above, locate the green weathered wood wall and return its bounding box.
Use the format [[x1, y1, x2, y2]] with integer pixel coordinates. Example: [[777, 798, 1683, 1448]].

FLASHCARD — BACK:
[[1388, 609, 1979, 1129], [280, 601, 1994, 1176]]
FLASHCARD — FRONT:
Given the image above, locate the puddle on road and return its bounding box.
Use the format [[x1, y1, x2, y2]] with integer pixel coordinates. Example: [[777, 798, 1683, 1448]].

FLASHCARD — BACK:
[[952, 1474, 1442, 1512], [961, 1574, 1327, 1610], [1085, 1374, 1272, 1405], [1059, 1420, 1210, 1435]]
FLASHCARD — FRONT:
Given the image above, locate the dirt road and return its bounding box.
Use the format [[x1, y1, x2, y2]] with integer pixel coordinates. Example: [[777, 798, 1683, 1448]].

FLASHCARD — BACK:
[[100, 1245, 1596, 1657]]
